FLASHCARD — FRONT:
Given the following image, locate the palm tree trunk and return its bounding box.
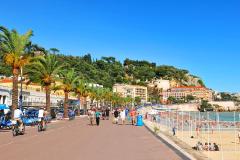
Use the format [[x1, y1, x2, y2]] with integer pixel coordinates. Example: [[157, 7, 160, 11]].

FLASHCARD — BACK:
[[83, 96, 87, 114], [45, 85, 51, 113], [77, 94, 81, 116], [80, 96, 84, 109], [12, 68, 19, 117], [64, 91, 69, 118]]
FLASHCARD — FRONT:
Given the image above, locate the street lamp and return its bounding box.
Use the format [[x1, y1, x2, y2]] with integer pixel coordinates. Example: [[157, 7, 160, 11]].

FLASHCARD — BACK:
[[19, 66, 23, 111]]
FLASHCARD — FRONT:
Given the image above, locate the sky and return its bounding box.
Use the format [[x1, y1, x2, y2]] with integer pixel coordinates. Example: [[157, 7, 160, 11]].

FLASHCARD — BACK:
[[1, 0, 240, 92]]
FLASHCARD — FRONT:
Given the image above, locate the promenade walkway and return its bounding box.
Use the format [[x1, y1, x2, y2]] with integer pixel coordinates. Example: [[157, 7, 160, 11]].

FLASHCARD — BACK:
[[0, 117, 183, 160]]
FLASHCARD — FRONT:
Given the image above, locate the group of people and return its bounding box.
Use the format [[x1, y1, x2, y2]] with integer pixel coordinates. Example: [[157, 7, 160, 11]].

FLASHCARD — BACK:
[[87, 107, 142, 126], [113, 107, 139, 125], [0, 107, 48, 135], [12, 107, 48, 132], [87, 107, 110, 126], [193, 141, 220, 151]]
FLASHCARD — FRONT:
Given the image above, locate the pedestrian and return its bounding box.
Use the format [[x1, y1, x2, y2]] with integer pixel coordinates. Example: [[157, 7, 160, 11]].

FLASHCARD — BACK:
[[113, 109, 119, 124], [196, 125, 200, 137], [120, 108, 126, 125], [105, 107, 110, 120], [88, 109, 95, 125], [125, 108, 129, 119], [95, 109, 101, 126], [213, 143, 219, 151], [102, 108, 106, 120], [211, 125, 214, 134], [172, 126, 176, 136], [130, 108, 136, 125]]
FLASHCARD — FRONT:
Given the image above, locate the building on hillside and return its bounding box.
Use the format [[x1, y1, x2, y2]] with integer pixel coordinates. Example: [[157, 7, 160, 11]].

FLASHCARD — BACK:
[[148, 79, 170, 91], [113, 84, 148, 103], [161, 86, 213, 103], [88, 83, 103, 88]]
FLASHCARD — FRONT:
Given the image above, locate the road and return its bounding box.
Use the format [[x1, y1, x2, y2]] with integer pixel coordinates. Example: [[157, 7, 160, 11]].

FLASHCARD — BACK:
[[0, 117, 183, 160]]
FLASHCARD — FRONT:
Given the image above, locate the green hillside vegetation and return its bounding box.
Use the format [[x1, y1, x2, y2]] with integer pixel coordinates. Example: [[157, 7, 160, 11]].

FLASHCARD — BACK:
[[0, 26, 204, 89], [0, 50, 205, 88], [0, 26, 205, 115]]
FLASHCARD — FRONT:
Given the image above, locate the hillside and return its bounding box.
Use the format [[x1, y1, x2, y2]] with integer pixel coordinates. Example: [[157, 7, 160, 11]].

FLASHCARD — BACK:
[[0, 53, 205, 88]]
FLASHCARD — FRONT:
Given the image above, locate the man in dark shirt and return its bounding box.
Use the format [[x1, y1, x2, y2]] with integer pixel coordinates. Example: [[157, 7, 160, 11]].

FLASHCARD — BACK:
[[105, 107, 110, 120], [113, 109, 119, 124]]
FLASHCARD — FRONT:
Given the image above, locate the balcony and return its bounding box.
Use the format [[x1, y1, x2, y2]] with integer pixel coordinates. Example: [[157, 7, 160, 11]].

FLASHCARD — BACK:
[[22, 102, 59, 107]]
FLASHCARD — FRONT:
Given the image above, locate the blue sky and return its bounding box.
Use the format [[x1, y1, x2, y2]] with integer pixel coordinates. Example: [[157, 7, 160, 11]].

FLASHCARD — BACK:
[[1, 0, 240, 92]]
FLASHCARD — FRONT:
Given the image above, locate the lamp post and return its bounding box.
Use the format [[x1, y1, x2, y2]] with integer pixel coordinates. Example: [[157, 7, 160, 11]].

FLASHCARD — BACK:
[[19, 66, 23, 111]]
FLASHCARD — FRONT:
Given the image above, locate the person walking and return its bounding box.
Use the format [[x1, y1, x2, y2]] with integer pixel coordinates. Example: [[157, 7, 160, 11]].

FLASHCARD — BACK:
[[88, 109, 95, 125], [172, 126, 176, 136], [113, 109, 119, 124], [101, 108, 106, 120], [120, 108, 126, 125], [105, 107, 110, 120], [95, 109, 101, 126], [130, 108, 136, 125]]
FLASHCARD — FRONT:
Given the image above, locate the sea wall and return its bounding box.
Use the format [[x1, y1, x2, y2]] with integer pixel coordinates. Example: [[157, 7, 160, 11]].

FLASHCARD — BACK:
[[165, 103, 199, 111]]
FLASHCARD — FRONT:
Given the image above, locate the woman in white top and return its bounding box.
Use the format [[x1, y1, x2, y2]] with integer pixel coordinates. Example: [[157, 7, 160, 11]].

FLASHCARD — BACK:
[[120, 108, 126, 125]]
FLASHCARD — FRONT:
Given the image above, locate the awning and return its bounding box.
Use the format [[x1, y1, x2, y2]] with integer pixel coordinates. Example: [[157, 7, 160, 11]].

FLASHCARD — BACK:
[[0, 104, 9, 110]]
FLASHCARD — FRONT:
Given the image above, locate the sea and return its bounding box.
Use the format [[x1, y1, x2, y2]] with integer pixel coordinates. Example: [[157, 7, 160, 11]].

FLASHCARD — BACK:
[[188, 112, 240, 122]]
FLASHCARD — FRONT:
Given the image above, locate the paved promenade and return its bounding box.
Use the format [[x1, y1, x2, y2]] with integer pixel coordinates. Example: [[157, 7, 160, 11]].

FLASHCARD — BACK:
[[0, 117, 183, 160]]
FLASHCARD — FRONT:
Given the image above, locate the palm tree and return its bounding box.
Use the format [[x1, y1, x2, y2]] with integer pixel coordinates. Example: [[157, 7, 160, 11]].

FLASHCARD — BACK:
[[88, 87, 97, 106], [123, 96, 133, 107], [26, 54, 63, 112], [94, 88, 106, 108], [102, 88, 112, 107], [49, 48, 59, 54], [110, 92, 121, 108], [0, 26, 33, 112], [75, 79, 89, 115], [59, 69, 79, 118]]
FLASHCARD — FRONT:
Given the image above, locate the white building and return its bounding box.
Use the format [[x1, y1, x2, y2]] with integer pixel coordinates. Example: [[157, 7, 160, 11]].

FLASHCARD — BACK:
[[0, 85, 64, 108], [22, 90, 64, 108], [0, 85, 11, 106]]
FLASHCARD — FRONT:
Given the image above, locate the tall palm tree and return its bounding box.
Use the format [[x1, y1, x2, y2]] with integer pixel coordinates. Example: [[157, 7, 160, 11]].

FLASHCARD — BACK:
[[75, 79, 89, 115], [111, 92, 121, 108], [59, 69, 79, 118], [26, 54, 63, 112], [101, 88, 114, 107], [94, 88, 106, 108], [49, 48, 59, 54], [88, 87, 97, 106], [0, 26, 33, 112]]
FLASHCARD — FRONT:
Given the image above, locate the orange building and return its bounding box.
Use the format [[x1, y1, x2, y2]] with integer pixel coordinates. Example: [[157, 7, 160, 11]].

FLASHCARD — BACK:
[[161, 86, 213, 103]]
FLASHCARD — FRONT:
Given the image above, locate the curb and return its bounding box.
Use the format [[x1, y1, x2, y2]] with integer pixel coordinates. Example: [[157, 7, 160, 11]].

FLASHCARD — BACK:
[[144, 121, 197, 160]]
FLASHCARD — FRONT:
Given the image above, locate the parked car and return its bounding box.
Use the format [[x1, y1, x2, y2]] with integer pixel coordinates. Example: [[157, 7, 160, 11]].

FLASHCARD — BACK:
[[22, 108, 39, 126], [0, 115, 12, 129]]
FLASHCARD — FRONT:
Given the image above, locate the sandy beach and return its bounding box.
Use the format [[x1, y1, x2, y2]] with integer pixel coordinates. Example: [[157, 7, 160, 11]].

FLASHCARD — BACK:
[[141, 107, 240, 160]]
